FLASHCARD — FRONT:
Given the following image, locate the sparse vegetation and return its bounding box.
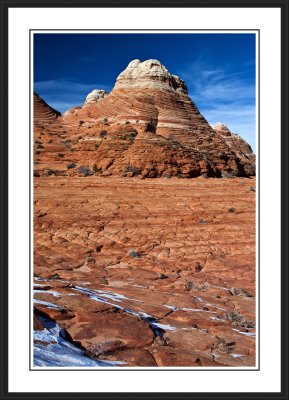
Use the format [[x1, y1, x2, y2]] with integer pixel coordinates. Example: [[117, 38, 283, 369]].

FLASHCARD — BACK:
[[157, 273, 168, 280], [195, 262, 203, 272], [128, 132, 137, 143], [249, 186, 256, 192], [199, 219, 207, 224], [227, 310, 255, 329], [185, 280, 207, 291], [66, 162, 76, 169], [93, 164, 99, 173], [228, 207, 236, 213], [214, 337, 235, 354], [99, 130, 107, 138], [229, 287, 251, 297], [58, 153, 65, 158], [128, 249, 141, 258], [46, 169, 55, 176], [125, 165, 141, 176], [61, 140, 71, 149], [77, 165, 93, 177], [79, 120, 85, 125]]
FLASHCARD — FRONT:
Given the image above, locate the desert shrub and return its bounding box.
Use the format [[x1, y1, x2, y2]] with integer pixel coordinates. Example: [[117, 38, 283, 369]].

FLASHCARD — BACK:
[[46, 169, 55, 176], [79, 120, 85, 125], [158, 273, 168, 280], [99, 130, 107, 138], [199, 219, 207, 224], [185, 280, 207, 291], [66, 162, 76, 169], [128, 132, 137, 143], [128, 249, 141, 258], [228, 207, 236, 213], [214, 338, 235, 354], [61, 140, 71, 149], [249, 186, 256, 192], [195, 262, 203, 272], [125, 120, 130, 124], [93, 164, 99, 173], [77, 165, 93, 177], [229, 288, 251, 297], [58, 153, 65, 158], [227, 310, 255, 329], [125, 165, 141, 176]]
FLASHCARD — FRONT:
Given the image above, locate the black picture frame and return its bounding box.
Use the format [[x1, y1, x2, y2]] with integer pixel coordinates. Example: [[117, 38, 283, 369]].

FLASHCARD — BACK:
[[0, 0, 288, 399]]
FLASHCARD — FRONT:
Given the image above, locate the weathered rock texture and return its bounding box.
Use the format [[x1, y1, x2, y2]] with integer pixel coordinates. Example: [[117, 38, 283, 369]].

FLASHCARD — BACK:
[[33, 59, 255, 179], [34, 93, 61, 122], [34, 177, 256, 367], [33, 59, 256, 367]]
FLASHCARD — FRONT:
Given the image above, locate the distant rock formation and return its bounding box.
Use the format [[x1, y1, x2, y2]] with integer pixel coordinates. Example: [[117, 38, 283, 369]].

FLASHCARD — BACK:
[[34, 93, 61, 122], [33, 59, 255, 178]]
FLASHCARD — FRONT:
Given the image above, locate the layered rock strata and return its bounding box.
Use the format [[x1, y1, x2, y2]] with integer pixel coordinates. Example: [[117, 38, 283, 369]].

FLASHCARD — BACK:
[[34, 93, 61, 122], [33, 59, 255, 179]]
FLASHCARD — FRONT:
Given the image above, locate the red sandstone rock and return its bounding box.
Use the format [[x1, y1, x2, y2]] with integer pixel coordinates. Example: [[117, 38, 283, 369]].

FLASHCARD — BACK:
[[33, 177, 256, 367], [33, 59, 255, 179], [33, 59, 256, 367]]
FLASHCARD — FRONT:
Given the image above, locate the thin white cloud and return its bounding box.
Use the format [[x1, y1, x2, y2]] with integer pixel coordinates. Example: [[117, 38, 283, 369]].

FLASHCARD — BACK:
[[34, 78, 112, 113], [175, 57, 256, 150], [34, 78, 111, 94]]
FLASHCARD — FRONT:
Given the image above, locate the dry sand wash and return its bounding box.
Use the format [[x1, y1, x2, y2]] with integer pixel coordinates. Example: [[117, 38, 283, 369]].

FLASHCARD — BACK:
[[34, 176, 256, 367]]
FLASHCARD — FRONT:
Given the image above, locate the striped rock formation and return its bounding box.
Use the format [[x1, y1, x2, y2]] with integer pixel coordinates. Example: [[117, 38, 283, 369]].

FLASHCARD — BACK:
[[33, 59, 255, 178], [34, 93, 61, 122]]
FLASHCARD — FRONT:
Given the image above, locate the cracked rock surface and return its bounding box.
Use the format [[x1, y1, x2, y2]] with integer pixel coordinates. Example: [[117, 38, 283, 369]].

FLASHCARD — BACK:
[[34, 176, 256, 367]]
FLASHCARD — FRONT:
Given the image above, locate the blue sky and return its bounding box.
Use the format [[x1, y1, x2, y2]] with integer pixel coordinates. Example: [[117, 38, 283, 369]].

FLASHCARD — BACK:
[[34, 33, 256, 150]]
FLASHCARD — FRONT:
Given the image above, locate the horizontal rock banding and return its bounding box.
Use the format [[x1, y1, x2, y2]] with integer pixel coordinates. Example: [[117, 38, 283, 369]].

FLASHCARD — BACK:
[[34, 93, 61, 122], [33, 59, 255, 178]]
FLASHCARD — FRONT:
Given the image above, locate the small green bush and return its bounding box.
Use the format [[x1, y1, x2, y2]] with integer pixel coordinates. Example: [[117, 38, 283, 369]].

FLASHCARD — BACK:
[[128, 249, 141, 258], [93, 164, 99, 173], [77, 165, 93, 177], [66, 162, 76, 169], [99, 130, 107, 138], [125, 165, 141, 176]]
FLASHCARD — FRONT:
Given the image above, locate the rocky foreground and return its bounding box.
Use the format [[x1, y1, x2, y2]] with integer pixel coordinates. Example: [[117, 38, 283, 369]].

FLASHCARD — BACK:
[[34, 176, 256, 367]]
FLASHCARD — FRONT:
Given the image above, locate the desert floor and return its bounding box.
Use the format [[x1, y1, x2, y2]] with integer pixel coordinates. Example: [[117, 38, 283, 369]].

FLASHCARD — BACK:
[[33, 176, 256, 367]]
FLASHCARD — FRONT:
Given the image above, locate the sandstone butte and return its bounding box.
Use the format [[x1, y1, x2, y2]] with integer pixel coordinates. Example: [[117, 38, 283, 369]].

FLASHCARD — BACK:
[[33, 59, 256, 368]]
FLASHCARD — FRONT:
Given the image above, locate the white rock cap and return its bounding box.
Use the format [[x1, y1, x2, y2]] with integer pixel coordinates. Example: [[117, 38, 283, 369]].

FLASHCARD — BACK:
[[84, 89, 109, 105], [115, 59, 188, 94]]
